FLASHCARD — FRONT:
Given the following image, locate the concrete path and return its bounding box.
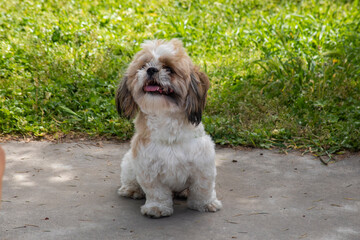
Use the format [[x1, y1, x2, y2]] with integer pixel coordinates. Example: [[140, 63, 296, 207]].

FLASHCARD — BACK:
[[0, 141, 359, 240]]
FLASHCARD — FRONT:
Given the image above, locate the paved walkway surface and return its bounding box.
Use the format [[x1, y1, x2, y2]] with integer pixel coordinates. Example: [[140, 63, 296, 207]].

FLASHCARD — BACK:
[[0, 141, 359, 240]]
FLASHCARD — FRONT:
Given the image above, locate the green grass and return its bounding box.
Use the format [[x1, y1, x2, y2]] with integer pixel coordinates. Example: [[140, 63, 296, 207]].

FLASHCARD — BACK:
[[1, 0, 359, 156]]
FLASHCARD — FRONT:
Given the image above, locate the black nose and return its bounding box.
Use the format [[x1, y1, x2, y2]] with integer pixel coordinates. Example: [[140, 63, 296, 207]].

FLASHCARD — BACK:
[[147, 67, 159, 76]]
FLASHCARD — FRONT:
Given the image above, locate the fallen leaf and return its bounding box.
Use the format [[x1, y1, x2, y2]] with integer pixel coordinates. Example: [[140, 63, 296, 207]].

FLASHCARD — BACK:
[[13, 226, 27, 229], [225, 220, 239, 224], [344, 198, 358, 201], [232, 213, 243, 217], [25, 224, 39, 228], [248, 212, 269, 216], [330, 204, 342, 207]]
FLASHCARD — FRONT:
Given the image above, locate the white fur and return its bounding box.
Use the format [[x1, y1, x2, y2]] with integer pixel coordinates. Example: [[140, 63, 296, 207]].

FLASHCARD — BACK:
[[118, 112, 222, 217], [141, 40, 176, 59]]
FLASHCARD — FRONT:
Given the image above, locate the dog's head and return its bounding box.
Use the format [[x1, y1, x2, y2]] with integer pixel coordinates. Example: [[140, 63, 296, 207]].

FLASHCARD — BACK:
[[116, 39, 209, 125]]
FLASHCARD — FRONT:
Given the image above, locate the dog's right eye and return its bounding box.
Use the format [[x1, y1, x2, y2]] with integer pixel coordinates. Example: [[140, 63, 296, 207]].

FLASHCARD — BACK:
[[164, 66, 174, 74], [140, 65, 146, 70]]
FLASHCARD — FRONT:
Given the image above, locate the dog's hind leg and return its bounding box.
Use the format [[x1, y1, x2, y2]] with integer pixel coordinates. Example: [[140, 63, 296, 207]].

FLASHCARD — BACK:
[[118, 151, 145, 199]]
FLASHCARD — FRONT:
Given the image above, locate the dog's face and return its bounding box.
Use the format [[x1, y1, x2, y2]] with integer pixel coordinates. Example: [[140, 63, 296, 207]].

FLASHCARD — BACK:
[[116, 39, 209, 125]]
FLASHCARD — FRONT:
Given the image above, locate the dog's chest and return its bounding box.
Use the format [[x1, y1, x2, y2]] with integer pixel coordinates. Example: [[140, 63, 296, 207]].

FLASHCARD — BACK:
[[135, 114, 206, 190], [145, 114, 202, 143], [137, 141, 194, 191]]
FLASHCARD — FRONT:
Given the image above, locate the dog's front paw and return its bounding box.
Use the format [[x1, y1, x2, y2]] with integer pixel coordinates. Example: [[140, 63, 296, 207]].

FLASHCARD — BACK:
[[204, 199, 222, 212], [141, 203, 173, 218], [188, 199, 222, 212], [117, 186, 145, 199]]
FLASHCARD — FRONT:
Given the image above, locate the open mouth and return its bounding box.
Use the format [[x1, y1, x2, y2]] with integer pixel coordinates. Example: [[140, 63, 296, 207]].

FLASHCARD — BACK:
[[143, 80, 174, 95]]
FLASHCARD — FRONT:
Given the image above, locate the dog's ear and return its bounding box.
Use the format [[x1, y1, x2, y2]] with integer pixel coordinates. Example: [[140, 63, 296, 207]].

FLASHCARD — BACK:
[[116, 76, 138, 118], [185, 69, 210, 126]]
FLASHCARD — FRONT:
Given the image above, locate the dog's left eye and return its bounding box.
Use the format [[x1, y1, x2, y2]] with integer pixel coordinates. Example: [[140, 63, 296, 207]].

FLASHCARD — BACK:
[[164, 66, 174, 74]]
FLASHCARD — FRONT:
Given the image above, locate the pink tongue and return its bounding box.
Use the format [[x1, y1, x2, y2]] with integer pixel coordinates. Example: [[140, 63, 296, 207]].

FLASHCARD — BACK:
[[144, 85, 160, 92]]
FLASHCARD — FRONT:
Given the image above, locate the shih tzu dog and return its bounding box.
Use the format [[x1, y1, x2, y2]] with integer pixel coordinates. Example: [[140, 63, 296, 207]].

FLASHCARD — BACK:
[[116, 39, 222, 218]]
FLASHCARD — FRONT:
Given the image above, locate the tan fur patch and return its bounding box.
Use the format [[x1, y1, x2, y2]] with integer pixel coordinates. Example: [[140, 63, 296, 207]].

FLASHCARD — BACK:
[[116, 76, 138, 118], [185, 66, 210, 125], [131, 112, 150, 158]]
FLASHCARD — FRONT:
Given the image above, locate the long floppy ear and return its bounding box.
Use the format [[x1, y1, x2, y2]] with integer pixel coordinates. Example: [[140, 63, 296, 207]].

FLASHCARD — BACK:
[[115, 76, 138, 118], [185, 69, 210, 126]]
